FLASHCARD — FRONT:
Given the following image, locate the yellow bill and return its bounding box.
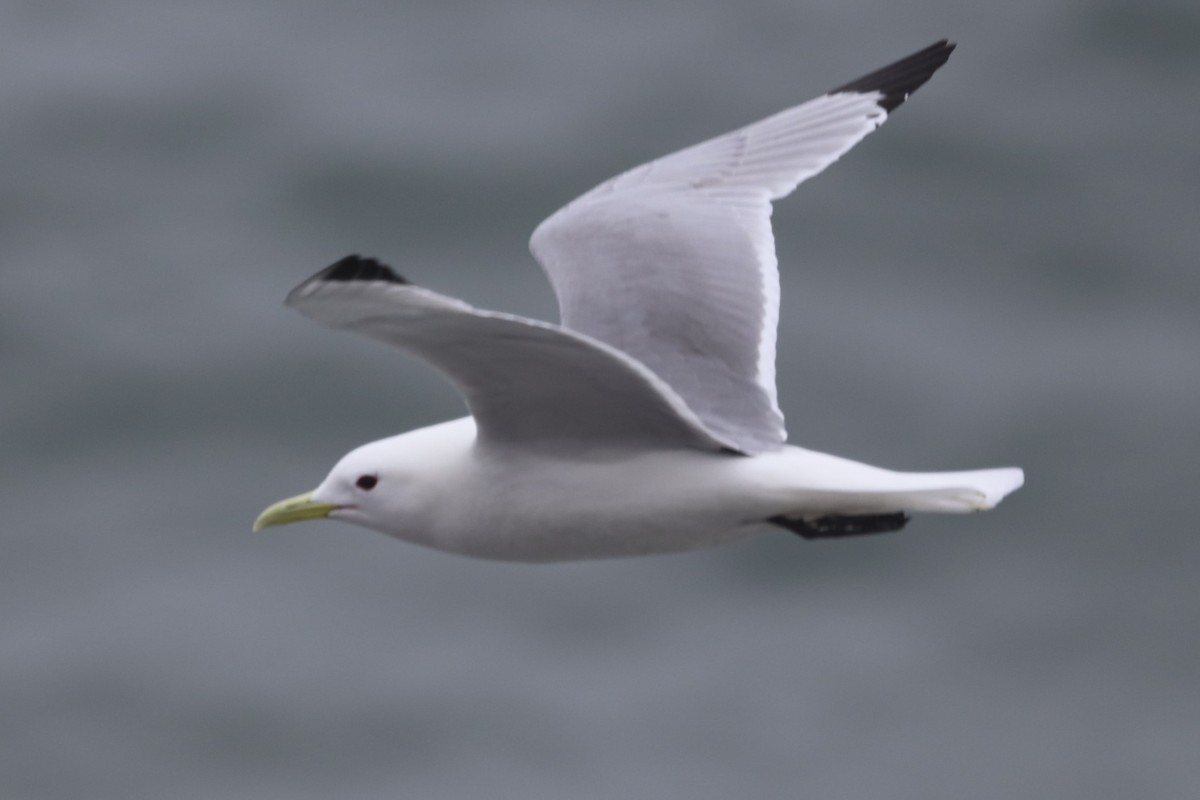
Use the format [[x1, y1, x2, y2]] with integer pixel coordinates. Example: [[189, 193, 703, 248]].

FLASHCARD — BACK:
[[253, 492, 338, 531]]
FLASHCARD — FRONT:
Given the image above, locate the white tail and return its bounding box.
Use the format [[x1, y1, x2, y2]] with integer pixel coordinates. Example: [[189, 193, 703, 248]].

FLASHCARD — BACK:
[[754, 447, 1025, 518], [883, 467, 1026, 512], [800, 467, 1024, 516]]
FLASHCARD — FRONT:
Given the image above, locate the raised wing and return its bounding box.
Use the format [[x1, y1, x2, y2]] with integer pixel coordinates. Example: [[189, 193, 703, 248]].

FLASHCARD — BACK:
[[285, 256, 734, 454], [530, 41, 955, 454]]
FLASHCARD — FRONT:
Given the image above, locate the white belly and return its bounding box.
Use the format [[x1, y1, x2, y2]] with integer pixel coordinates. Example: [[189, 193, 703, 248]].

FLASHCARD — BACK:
[[426, 446, 776, 562]]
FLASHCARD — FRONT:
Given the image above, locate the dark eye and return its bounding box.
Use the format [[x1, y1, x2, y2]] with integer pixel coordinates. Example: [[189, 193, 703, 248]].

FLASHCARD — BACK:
[[355, 475, 378, 491]]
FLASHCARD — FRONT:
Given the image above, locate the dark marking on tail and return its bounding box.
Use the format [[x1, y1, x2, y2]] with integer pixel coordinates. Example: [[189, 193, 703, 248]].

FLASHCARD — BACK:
[[769, 512, 910, 540]]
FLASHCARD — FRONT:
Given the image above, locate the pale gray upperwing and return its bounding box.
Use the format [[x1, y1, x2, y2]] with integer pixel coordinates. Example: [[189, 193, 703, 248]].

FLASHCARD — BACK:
[[530, 41, 955, 454], [285, 256, 734, 454]]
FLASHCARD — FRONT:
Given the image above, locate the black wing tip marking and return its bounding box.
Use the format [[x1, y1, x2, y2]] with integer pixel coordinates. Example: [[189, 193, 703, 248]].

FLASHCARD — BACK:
[[769, 512, 910, 540], [830, 39, 956, 113], [315, 254, 409, 285]]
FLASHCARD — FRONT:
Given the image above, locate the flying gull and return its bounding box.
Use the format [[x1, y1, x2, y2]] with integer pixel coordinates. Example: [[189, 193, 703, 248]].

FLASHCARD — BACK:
[[254, 40, 1024, 561]]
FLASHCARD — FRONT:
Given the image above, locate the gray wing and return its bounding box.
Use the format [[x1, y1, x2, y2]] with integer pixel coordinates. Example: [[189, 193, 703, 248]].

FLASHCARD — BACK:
[[285, 256, 733, 454], [530, 41, 955, 454]]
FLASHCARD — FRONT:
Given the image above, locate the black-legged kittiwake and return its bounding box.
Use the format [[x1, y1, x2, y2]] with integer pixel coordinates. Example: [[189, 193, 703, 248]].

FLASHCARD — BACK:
[[254, 41, 1024, 561]]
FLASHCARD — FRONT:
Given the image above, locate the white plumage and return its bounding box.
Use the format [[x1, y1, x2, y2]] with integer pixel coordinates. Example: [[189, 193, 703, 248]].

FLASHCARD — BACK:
[[254, 41, 1024, 561]]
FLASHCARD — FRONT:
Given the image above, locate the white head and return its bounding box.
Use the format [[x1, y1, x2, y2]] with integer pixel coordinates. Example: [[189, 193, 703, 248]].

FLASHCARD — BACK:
[[252, 419, 475, 539]]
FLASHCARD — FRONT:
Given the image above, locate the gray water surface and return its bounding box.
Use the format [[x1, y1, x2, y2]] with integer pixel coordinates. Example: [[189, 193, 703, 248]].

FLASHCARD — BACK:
[[3, 2, 1198, 798]]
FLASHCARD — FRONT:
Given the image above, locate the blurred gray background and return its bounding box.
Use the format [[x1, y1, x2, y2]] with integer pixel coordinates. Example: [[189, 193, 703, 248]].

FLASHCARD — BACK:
[[2, 0, 1197, 798]]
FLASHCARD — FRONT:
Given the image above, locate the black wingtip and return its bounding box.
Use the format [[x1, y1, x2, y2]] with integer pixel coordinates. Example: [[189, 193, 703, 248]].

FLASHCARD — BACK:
[[830, 40, 956, 113], [316, 254, 409, 285]]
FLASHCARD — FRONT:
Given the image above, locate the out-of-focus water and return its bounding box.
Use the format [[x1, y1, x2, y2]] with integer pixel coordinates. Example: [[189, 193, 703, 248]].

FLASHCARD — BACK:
[[2, 2, 1197, 798]]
